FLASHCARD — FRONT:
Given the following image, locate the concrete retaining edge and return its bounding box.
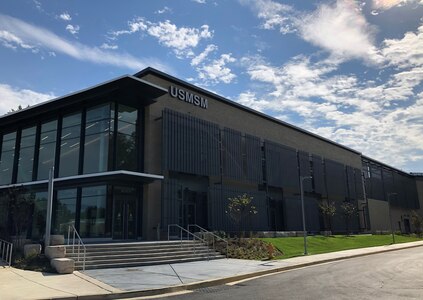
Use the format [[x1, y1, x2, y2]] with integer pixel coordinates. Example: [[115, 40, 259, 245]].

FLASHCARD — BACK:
[[47, 241, 423, 300]]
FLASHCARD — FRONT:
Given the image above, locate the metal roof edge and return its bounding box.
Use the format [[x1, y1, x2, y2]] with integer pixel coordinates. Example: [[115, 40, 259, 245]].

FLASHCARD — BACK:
[[0, 74, 167, 124]]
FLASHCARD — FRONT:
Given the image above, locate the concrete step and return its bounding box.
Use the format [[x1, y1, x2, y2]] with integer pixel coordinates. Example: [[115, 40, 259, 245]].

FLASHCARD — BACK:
[[74, 252, 222, 266], [66, 240, 224, 270], [74, 255, 225, 270], [67, 249, 212, 260], [66, 245, 207, 255]]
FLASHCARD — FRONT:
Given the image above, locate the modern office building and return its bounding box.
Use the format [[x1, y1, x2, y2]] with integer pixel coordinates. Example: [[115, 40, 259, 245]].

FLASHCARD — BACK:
[[0, 68, 422, 242]]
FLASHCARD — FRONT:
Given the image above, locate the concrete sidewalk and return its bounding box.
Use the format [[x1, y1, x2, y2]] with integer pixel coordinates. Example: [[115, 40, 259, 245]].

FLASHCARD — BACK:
[[2, 240, 423, 300]]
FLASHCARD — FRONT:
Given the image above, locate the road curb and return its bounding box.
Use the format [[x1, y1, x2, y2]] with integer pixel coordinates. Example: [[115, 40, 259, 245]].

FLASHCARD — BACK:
[[54, 242, 423, 300]]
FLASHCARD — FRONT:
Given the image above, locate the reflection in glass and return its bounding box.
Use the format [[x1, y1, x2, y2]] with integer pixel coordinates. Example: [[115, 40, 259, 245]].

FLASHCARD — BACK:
[[37, 120, 57, 179], [17, 127, 36, 183], [59, 113, 81, 177], [0, 132, 16, 185], [118, 105, 137, 124], [80, 186, 107, 238], [53, 189, 77, 235], [31, 192, 47, 240], [83, 104, 112, 174], [116, 104, 137, 170]]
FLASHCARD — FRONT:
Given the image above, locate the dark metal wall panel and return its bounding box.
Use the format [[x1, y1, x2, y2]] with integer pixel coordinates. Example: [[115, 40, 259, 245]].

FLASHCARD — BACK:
[[264, 141, 283, 188], [208, 186, 268, 232], [331, 200, 360, 233], [283, 196, 320, 232], [346, 166, 356, 200], [222, 128, 243, 180], [354, 168, 364, 200], [362, 161, 371, 199], [162, 109, 220, 176], [162, 178, 181, 228], [404, 176, 419, 209], [392, 172, 406, 207], [382, 169, 394, 198], [324, 159, 346, 200], [280, 146, 300, 191], [298, 151, 312, 193], [245, 134, 263, 183], [312, 156, 326, 196], [370, 164, 384, 200]]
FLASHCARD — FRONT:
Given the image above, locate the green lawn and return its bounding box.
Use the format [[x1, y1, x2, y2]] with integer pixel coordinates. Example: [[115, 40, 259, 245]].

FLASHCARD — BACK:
[[262, 234, 423, 259]]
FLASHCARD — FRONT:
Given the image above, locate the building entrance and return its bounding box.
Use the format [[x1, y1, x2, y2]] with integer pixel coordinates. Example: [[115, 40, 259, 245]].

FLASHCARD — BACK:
[[112, 187, 137, 240]]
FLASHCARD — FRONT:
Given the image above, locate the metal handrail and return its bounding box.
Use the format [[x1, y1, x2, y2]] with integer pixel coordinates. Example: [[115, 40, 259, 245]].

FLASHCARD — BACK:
[[67, 225, 86, 271], [0, 239, 13, 267], [187, 224, 229, 258], [167, 224, 210, 260]]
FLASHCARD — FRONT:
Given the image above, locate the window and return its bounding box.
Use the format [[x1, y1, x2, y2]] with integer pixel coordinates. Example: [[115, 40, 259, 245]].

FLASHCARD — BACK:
[[116, 105, 137, 170], [31, 192, 47, 240], [80, 186, 108, 238], [37, 120, 57, 180], [83, 104, 112, 174], [59, 113, 81, 177], [0, 132, 16, 185], [17, 126, 37, 183], [53, 189, 77, 235]]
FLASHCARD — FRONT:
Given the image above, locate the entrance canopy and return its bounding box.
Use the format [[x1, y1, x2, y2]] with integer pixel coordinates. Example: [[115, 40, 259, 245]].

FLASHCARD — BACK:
[[0, 170, 164, 191]]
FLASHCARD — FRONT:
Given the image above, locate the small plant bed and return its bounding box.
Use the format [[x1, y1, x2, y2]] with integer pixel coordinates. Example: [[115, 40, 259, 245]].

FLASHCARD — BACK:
[[12, 253, 55, 273], [216, 238, 282, 260], [262, 234, 423, 259]]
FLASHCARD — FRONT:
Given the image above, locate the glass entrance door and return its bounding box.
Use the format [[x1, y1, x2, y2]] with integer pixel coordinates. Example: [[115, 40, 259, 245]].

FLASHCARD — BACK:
[[112, 187, 137, 240]]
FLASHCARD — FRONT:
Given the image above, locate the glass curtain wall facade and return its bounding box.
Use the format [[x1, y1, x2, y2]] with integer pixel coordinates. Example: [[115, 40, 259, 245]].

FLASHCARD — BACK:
[[0, 101, 141, 240]]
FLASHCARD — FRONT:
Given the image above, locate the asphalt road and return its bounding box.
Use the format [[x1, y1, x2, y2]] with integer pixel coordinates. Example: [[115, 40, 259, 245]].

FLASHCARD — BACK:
[[158, 247, 423, 300]]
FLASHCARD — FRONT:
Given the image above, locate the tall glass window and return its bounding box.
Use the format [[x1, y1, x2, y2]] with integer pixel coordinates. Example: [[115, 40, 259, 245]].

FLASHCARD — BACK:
[[53, 189, 77, 235], [0, 132, 17, 185], [59, 113, 81, 177], [17, 127, 36, 183], [83, 104, 112, 174], [37, 120, 57, 180], [80, 186, 108, 238], [31, 191, 47, 240], [116, 104, 137, 170]]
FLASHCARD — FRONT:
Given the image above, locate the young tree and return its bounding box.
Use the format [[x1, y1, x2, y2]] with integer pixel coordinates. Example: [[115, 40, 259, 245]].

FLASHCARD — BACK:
[[7, 188, 35, 248], [226, 194, 257, 237], [340, 202, 357, 236], [411, 210, 423, 237], [318, 201, 336, 232]]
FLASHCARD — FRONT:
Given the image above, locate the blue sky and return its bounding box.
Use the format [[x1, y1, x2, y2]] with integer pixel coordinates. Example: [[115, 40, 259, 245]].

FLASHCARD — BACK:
[[0, 0, 422, 172]]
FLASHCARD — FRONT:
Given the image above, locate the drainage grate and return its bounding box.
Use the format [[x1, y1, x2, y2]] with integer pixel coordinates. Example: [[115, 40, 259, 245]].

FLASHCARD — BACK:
[[195, 285, 239, 294]]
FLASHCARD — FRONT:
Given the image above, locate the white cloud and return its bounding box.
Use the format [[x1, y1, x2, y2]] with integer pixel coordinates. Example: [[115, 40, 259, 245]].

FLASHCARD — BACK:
[[298, 0, 383, 64], [240, 0, 296, 34], [192, 0, 206, 3], [197, 53, 236, 84], [59, 13, 71, 21], [382, 24, 423, 69], [147, 22, 212, 55], [100, 43, 118, 50], [372, 0, 423, 10], [110, 18, 213, 57], [65, 24, 80, 36], [0, 84, 54, 116], [0, 14, 170, 71], [0, 30, 37, 51], [191, 44, 217, 66], [156, 6, 172, 14]]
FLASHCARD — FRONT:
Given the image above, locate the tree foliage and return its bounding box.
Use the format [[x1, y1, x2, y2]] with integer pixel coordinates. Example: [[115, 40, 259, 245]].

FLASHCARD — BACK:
[[340, 202, 357, 236], [318, 201, 336, 231], [226, 194, 257, 235], [411, 210, 423, 237]]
